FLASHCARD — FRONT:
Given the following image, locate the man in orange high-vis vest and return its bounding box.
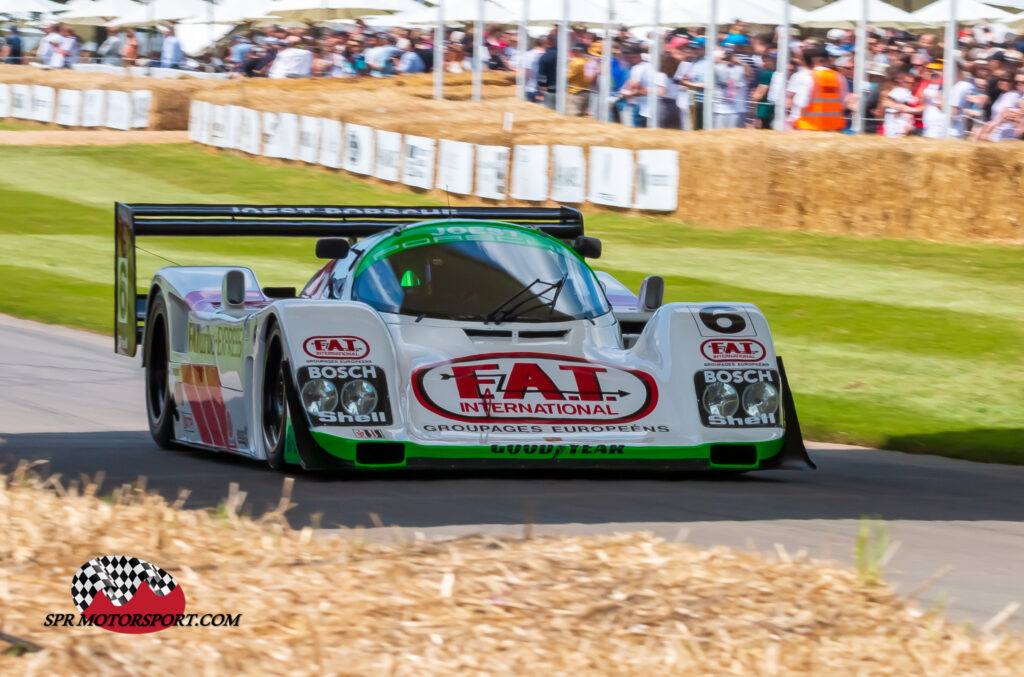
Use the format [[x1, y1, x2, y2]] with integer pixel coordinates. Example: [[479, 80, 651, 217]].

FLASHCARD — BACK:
[[792, 48, 848, 131]]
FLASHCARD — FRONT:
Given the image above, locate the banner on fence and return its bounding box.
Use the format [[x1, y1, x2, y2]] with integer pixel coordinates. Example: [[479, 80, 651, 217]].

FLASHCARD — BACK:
[[241, 107, 261, 155], [278, 112, 299, 160], [131, 90, 151, 128], [82, 89, 104, 127], [438, 139, 474, 195], [188, 100, 203, 142], [209, 104, 228, 147], [320, 119, 343, 168], [11, 84, 30, 119], [588, 146, 634, 208], [634, 149, 678, 211], [403, 135, 436, 190], [343, 123, 374, 175], [31, 85, 55, 123], [0, 83, 9, 118], [261, 111, 280, 157], [227, 105, 244, 150], [475, 145, 510, 200], [374, 129, 402, 182], [511, 145, 549, 202], [105, 90, 131, 131], [551, 145, 586, 204], [56, 88, 82, 127], [299, 116, 321, 164]]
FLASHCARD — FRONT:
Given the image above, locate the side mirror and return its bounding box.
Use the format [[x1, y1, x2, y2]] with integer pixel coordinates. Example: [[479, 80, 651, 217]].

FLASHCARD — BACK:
[[222, 269, 246, 308], [316, 238, 351, 260], [573, 236, 602, 259], [638, 275, 664, 311]]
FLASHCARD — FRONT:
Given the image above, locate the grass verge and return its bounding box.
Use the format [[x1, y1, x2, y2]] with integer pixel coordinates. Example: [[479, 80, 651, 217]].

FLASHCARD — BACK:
[[1, 465, 1021, 674], [0, 144, 1021, 462]]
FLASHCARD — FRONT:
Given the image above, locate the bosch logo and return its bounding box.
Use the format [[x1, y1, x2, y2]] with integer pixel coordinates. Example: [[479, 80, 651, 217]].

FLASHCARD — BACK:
[[701, 339, 766, 363], [303, 336, 370, 360]]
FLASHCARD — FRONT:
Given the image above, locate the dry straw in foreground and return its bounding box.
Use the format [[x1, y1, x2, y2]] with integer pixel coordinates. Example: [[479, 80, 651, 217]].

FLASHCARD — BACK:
[[1, 463, 1022, 676]]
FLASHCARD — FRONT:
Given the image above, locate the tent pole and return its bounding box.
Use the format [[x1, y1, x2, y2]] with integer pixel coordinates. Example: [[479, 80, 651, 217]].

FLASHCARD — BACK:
[[852, 0, 867, 133], [942, 0, 957, 137], [434, 0, 444, 99], [556, 0, 569, 115], [774, 0, 790, 131], [647, 0, 661, 129], [703, 0, 716, 130]]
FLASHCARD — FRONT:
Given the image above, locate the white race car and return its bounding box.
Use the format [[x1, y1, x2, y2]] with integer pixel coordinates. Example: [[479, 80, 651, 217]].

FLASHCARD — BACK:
[[115, 204, 814, 472]]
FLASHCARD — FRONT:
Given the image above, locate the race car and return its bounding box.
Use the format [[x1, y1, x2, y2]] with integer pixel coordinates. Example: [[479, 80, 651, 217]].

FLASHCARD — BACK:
[[115, 203, 814, 472]]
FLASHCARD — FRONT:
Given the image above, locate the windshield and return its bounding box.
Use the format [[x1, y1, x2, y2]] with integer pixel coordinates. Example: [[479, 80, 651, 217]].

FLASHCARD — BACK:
[[351, 224, 609, 323]]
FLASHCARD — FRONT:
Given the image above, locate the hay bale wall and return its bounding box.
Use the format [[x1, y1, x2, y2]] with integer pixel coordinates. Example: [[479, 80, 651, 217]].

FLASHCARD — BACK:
[[0, 65, 228, 130], [144, 74, 1024, 243]]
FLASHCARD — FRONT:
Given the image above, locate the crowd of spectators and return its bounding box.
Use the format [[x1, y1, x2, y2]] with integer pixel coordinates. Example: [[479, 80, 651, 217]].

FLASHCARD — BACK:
[[8, 17, 1024, 140]]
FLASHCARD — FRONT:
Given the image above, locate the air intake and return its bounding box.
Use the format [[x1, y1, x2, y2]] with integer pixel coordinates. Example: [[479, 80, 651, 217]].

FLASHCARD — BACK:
[[356, 442, 405, 466]]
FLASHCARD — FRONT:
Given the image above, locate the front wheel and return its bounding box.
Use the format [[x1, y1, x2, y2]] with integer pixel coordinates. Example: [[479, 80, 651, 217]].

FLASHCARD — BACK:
[[144, 294, 175, 449], [261, 325, 290, 471]]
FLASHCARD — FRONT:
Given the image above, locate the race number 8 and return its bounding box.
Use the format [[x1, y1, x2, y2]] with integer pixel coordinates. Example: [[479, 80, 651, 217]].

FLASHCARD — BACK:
[[699, 306, 747, 334]]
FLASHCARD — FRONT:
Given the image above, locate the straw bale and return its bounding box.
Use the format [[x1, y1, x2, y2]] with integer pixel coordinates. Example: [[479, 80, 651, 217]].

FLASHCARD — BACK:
[[0, 65, 230, 130], [1, 463, 1023, 676], [192, 74, 1024, 243]]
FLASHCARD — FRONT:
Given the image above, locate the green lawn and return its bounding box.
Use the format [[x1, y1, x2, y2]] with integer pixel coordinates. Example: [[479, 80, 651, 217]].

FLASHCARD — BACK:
[[0, 121, 46, 131], [1, 144, 1021, 463]]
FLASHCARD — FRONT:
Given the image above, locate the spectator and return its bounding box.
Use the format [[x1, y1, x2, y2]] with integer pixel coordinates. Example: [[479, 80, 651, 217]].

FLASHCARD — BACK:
[[36, 23, 60, 66], [567, 42, 590, 116], [975, 70, 1023, 141], [50, 25, 78, 69], [920, 62, 947, 138], [486, 40, 511, 72], [618, 43, 651, 127], [159, 26, 184, 69], [268, 35, 313, 79], [524, 36, 548, 103], [396, 38, 425, 74], [791, 47, 848, 131], [97, 26, 125, 66], [121, 29, 139, 65], [538, 37, 560, 109], [654, 52, 682, 129], [3, 26, 21, 65], [882, 71, 922, 138], [228, 36, 253, 72], [679, 37, 708, 130], [713, 47, 748, 128], [751, 51, 776, 129]]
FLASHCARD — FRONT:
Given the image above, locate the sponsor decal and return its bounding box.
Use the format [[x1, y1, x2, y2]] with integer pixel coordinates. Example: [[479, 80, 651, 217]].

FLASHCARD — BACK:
[[303, 336, 370, 361], [306, 365, 377, 379], [317, 411, 388, 425], [490, 443, 624, 456], [702, 369, 774, 384], [412, 353, 658, 424], [187, 322, 213, 358], [215, 326, 243, 358], [45, 555, 240, 633], [707, 412, 778, 427], [230, 206, 456, 217], [700, 339, 766, 363], [235, 427, 248, 448], [422, 423, 670, 434], [354, 428, 385, 439]]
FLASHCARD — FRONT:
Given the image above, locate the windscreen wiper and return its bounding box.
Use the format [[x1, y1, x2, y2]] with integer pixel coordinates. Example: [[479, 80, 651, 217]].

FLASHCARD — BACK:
[[484, 275, 568, 324]]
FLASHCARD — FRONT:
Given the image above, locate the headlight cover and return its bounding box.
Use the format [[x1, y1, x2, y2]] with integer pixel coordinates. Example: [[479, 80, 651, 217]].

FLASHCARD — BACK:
[[702, 382, 739, 417], [742, 382, 779, 416], [301, 379, 338, 416], [340, 379, 378, 416]]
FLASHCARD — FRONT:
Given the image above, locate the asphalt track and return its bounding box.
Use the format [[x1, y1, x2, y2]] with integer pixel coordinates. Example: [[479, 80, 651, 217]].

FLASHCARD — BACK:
[[1, 313, 1022, 629]]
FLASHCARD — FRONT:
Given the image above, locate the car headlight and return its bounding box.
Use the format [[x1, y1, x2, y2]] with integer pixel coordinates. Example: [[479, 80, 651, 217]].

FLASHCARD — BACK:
[[301, 379, 338, 416], [702, 382, 739, 417], [742, 382, 779, 416], [340, 379, 378, 416]]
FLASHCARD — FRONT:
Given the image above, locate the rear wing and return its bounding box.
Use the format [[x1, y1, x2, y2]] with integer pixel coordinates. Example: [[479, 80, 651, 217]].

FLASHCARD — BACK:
[[114, 203, 584, 356]]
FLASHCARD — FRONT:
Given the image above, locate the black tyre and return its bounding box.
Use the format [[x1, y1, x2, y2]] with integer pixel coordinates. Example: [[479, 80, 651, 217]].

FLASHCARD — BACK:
[[261, 324, 290, 471], [144, 294, 176, 449]]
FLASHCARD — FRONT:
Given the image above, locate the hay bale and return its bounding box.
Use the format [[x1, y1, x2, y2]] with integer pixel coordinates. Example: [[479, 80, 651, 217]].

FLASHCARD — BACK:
[[0, 64, 229, 130], [1, 464, 1023, 675]]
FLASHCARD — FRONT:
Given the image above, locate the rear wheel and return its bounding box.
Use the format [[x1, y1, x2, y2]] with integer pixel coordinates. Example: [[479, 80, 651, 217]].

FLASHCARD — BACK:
[[261, 325, 289, 471], [144, 294, 175, 449]]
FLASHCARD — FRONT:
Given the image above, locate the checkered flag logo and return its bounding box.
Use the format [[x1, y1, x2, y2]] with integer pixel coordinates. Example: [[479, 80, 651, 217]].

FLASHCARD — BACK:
[[71, 555, 178, 613]]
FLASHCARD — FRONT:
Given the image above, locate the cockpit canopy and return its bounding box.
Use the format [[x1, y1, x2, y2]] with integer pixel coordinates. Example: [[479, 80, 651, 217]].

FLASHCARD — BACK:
[[350, 222, 610, 323]]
